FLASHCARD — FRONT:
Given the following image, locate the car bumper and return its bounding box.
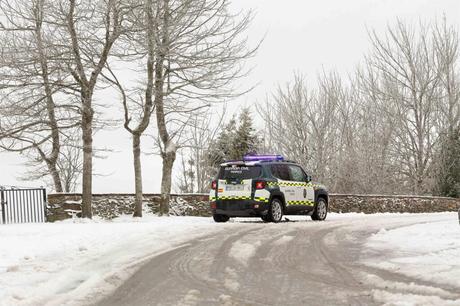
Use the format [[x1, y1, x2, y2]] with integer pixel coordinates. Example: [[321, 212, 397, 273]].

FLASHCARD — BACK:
[[211, 199, 269, 217]]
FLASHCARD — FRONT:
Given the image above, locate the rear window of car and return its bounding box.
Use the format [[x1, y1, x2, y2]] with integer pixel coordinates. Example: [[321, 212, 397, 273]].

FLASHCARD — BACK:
[[218, 165, 262, 180]]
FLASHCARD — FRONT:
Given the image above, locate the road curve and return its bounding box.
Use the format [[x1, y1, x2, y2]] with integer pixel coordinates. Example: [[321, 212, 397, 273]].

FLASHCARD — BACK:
[[97, 214, 458, 306]]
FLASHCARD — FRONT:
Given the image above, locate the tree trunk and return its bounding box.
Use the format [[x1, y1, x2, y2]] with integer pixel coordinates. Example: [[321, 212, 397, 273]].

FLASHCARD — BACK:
[[154, 0, 172, 215], [81, 94, 93, 218], [49, 162, 63, 193], [159, 149, 176, 215], [133, 133, 143, 217], [36, 148, 63, 193]]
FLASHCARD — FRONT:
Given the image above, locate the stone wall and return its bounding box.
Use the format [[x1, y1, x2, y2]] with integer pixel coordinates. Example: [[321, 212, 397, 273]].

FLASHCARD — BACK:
[[329, 194, 459, 214], [46, 193, 460, 222], [47, 193, 210, 222]]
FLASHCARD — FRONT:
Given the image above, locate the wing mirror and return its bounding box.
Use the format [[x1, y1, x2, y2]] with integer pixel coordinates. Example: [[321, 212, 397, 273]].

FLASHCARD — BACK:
[[306, 175, 312, 182]]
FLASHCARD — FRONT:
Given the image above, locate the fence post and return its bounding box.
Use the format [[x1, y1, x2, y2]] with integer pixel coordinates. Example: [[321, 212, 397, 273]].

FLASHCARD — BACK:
[[1, 187, 5, 224], [42, 188, 48, 222]]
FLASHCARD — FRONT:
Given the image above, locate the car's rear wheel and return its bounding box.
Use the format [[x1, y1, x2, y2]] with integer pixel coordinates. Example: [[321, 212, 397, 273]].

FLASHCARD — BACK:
[[268, 198, 283, 223], [213, 214, 230, 223], [311, 197, 328, 221]]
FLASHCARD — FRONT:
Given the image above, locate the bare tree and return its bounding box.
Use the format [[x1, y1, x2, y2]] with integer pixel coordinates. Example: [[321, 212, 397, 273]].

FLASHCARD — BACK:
[[49, 0, 130, 217], [259, 76, 310, 170], [0, 0, 80, 192], [433, 19, 460, 137], [19, 129, 83, 192], [57, 131, 83, 193], [1, 0, 132, 212], [175, 109, 226, 193], [176, 155, 195, 193], [366, 21, 441, 194], [352, 66, 400, 194], [259, 73, 342, 186], [139, 0, 257, 215], [260, 19, 460, 196], [105, 0, 155, 217], [432, 19, 460, 196], [190, 111, 227, 193]]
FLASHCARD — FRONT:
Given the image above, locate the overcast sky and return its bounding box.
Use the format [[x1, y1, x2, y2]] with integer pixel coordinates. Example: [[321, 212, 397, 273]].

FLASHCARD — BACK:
[[1, 0, 459, 193]]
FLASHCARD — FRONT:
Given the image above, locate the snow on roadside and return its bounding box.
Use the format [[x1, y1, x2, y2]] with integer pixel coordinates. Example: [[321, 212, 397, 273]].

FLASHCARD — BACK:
[[0, 215, 231, 306], [372, 290, 460, 306], [363, 213, 460, 305], [362, 273, 460, 306]]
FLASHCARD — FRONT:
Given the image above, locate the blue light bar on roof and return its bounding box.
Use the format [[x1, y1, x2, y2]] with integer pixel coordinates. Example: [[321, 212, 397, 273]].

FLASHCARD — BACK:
[[243, 154, 284, 162]]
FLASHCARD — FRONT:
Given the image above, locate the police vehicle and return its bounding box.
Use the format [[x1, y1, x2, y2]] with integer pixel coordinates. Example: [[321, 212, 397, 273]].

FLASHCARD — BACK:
[[209, 154, 329, 223]]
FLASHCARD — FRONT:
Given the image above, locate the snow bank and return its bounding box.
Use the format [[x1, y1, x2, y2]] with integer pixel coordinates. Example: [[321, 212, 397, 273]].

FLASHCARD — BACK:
[[0, 216, 225, 306], [372, 289, 460, 306], [364, 213, 460, 304]]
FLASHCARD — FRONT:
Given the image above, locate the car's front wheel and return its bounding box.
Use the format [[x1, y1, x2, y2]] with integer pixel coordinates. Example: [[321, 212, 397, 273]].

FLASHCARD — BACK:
[[311, 198, 328, 221], [213, 214, 230, 223], [268, 198, 283, 223]]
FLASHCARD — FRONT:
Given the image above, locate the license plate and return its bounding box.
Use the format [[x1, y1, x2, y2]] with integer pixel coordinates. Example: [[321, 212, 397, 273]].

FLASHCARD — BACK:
[[225, 185, 244, 191]]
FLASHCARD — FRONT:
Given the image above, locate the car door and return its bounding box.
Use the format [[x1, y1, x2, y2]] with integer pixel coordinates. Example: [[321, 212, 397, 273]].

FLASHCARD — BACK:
[[303, 169, 315, 206], [270, 164, 296, 212], [288, 165, 315, 211]]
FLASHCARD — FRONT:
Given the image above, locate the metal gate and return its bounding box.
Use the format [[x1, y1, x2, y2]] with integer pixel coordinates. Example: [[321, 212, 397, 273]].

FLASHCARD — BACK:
[[0, 187, 47, 224]]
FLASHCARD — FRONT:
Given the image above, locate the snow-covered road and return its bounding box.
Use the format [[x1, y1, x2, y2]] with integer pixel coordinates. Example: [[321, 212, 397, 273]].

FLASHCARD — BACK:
[[1, 213, 459, 306]]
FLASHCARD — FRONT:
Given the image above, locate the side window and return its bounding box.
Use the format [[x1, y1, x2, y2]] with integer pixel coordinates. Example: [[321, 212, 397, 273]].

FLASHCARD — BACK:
[[270, 164, 291, 181], [289, 165, 307, 182]]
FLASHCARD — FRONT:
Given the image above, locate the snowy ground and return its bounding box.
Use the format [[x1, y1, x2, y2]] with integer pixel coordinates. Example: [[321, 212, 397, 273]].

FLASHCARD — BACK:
[[0, 212, 459, 306], [0, 216, 234, 306], [363, 213, 460, 305]]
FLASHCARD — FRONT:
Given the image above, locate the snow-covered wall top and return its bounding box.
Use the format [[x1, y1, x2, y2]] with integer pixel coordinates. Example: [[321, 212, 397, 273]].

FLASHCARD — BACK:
[[46, 193, 459, 222]]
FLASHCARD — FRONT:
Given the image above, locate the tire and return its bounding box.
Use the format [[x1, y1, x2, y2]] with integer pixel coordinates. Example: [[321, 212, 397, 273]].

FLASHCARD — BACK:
[[311, 197, 328, 221], [213, 214, 230, 223], [268, 198, 283, 223], [261, 215, 270, 222]]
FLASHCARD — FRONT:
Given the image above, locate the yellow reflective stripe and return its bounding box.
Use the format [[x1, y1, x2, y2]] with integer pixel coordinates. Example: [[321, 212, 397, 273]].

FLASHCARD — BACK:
[[209, 196, 217, 201], [254, 197, 269, 203], [287, 200, 315, 206], [218, 195, 252, 200], [267, 181, 315, 187]]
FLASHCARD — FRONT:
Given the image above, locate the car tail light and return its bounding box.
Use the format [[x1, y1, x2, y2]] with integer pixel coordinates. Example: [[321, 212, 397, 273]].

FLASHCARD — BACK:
[[211, 180, 217, 190], [255, 181, 265, 189], [210, 202, 217, 209]]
